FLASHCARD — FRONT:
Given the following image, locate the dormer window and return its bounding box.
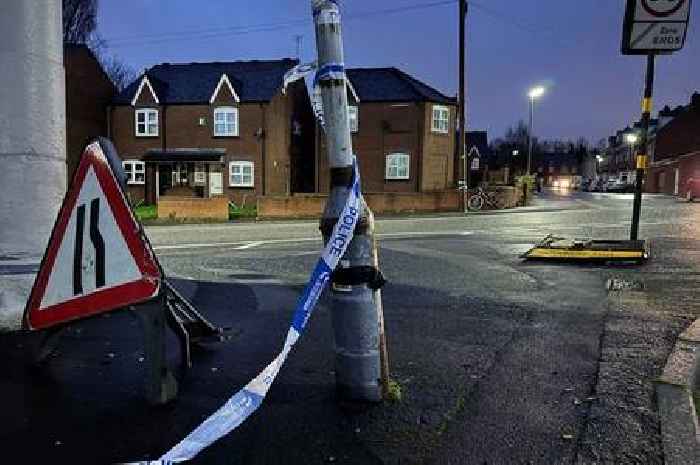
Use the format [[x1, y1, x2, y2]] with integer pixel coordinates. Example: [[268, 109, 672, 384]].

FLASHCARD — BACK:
[[214, 107, 239, 137], [135, 108, 158, 137]]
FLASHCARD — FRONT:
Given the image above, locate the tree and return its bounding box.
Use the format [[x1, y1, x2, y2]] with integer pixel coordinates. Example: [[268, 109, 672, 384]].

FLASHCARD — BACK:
[[63, 0, 98, 44], [62, 0, 135, 91], [99, 53, 136, 91]]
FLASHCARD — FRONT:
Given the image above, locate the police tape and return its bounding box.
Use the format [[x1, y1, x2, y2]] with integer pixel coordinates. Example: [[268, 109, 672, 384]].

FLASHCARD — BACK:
[[132, 160, 362, 465]]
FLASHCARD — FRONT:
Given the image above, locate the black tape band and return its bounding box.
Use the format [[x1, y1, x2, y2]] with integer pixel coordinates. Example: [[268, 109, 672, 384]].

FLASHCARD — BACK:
[[332, 266, 387, 290], [330, 167, 353, 187], [319, 216, 369, 236]]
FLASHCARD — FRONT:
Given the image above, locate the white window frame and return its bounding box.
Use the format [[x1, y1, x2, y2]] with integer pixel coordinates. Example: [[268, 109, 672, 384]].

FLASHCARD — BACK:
[[348, 105, 359, 133], [135, 108, 158, 137], [123, 160, 145, 185], [431, 105, 450, 134], [385, 153, 410, 180], [229, 161, 254, 187], [214, 106, 239, 137]]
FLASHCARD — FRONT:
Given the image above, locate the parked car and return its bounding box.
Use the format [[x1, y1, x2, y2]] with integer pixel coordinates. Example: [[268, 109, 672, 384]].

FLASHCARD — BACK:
[[606, 177, 624, 192]]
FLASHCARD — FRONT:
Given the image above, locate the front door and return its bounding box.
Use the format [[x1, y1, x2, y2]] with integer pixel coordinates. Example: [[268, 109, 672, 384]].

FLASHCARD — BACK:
[[210, 171, 223, 196]]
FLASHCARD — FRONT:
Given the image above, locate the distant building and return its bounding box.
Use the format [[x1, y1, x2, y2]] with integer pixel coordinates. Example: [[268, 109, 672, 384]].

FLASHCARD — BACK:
[[64, 44, 116, 181], [463, 130, 490, 185], [315, 67, 457, 193], [646, 93, 700, 197], [109, 59, 314, 205], [534, 152, 586, 189]]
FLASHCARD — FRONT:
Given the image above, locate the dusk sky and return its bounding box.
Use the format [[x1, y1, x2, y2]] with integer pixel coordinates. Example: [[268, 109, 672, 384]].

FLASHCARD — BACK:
[[98, 0, 699, 144]]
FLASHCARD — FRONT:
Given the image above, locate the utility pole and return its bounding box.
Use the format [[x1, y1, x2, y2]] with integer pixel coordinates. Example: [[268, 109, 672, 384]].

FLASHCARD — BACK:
[[458, 0, 468, 211], [312, 0, 385, 402], [527, 97, 534, 176], [630, 54, 655, 241], [295, 34, 304, 60], [0, 0, 66, 331]]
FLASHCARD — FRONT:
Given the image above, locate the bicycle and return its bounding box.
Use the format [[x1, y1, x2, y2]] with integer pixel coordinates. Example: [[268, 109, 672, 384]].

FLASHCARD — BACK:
[[467, 187, 499, 211]]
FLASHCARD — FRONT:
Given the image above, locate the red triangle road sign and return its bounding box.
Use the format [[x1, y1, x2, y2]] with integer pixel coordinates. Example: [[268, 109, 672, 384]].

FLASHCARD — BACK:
[[24, 140, 162, 330]]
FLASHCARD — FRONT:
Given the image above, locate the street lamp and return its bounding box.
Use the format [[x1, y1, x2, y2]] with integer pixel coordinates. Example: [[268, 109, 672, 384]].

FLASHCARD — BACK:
[[625, 133, 638, 166], [527, 86, 546, 176]]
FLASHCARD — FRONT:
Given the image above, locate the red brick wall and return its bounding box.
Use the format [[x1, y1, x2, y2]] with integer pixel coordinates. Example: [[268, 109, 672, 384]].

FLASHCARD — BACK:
[[655, 101, 700, 161], [316, 101, 455, 194], [257, 191, 460, 218], [65, 46, 116, 181], [158, 196, 229, 220]]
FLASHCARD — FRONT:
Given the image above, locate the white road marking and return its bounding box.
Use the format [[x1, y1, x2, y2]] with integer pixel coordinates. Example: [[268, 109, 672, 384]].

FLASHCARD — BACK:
[[153, 231, 474, 252], [235, 241, 265, 250]]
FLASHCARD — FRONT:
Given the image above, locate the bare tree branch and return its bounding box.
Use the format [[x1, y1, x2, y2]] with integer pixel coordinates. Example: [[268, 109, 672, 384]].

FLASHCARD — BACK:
[[63, 0, 98, 44]]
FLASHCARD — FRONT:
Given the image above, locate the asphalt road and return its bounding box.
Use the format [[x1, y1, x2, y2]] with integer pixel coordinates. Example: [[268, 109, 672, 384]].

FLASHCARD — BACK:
[[1, 191, 698, 464]]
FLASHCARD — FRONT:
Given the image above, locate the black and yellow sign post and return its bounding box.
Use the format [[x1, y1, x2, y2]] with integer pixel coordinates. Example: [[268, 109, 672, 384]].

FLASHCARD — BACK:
[[622, 0, 692, 240]]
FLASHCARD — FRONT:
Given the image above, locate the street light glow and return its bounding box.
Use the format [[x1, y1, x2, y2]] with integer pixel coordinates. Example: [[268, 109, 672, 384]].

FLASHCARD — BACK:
[[596, 155, 604, 162], [512, 150, 519, 157], [625, 133, 639, 144], [528, 86, 546, 99]]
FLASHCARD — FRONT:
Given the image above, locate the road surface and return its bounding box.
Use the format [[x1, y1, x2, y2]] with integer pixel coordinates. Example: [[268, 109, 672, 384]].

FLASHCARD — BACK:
[[1, 191, 698, 464]]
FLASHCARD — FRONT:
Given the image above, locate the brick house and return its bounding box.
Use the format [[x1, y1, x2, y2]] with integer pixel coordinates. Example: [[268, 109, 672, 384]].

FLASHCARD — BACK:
[[315, 67, 457, 193], [64, 44, 116, 181], [646, 93, 700, 197], [108, 59, 314, 206]]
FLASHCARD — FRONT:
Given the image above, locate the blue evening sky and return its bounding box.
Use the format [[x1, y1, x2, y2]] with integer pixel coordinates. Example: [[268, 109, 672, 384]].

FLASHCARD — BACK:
[[98, 0, 699, 143]]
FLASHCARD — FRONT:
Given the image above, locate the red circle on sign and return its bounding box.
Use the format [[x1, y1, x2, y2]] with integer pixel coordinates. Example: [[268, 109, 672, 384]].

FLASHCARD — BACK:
[[641, 0, 685, 17]]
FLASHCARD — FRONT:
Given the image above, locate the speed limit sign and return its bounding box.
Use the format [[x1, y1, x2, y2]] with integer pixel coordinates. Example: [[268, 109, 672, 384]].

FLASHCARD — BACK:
[[622, 0, 692, 54]]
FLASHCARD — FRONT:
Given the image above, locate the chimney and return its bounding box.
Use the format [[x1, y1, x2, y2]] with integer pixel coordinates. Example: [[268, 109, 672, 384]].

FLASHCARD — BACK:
[[691, 92, 700, 111]]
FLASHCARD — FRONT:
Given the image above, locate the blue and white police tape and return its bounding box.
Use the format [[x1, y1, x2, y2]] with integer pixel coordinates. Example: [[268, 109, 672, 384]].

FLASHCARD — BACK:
[[143, 160, 362, 464], [313, 62, 345, 88]]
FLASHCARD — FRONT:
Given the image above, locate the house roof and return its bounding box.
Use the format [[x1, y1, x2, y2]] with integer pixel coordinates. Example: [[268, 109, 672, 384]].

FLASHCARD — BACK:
[[114, 59, 299, 105], [465, 131, 489, 157], [346, 68, 455, 105]]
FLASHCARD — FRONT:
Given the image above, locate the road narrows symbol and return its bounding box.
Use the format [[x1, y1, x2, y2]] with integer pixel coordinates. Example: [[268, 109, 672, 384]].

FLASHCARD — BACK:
[[72, 198, 106, 296], [73, 204, 86, 295]]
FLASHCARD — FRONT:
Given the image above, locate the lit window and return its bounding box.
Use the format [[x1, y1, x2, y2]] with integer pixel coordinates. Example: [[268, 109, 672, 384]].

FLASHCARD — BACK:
[[229, 161, 254, 187], [122, 160, 145, 185], [194, 163, 206, 184], [386, 153, 410, 180], [348, 105, 359, 133], [135, 109, 158, 137], [214, 107, 239, 137], [431, 105, 449, 134]]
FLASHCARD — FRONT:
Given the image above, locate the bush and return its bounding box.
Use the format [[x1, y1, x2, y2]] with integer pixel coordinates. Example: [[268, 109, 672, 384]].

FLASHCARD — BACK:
[[228, 203, 257, 220], [134, 204, 157, 221]]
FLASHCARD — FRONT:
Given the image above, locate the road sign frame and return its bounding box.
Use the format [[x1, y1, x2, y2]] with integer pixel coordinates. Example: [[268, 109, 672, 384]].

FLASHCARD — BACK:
[[24, 139, 162, 330], [622, 0, 692, 55]]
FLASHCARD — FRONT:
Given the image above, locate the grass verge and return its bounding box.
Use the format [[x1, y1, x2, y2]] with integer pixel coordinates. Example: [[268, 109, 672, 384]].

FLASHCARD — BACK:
[[229, 203, 257, 220], [134, 204, 157, 221]]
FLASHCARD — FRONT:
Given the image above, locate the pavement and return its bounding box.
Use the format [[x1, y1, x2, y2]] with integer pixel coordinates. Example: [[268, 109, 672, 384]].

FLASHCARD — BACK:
[[0, 190, 698, 464]]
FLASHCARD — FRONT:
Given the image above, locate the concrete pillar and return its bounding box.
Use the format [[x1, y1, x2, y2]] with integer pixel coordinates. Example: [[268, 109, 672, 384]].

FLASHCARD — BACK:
[[0, 0, 66, 331]]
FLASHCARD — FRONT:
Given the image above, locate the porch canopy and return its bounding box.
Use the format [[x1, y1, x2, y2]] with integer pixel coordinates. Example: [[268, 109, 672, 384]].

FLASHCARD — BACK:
[[143, 148, 225, 163]]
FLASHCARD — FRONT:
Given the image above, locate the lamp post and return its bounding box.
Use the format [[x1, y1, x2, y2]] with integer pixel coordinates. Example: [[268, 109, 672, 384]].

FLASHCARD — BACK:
[[527, 86, 545, 176]]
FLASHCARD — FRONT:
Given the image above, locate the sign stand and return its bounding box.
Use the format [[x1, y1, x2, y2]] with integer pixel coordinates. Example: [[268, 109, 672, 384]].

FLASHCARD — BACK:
[[622, 0, 691, 240], [24, 138, 228, 405], [521, 0, 693, 264], [630, 54, 655, 240]]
